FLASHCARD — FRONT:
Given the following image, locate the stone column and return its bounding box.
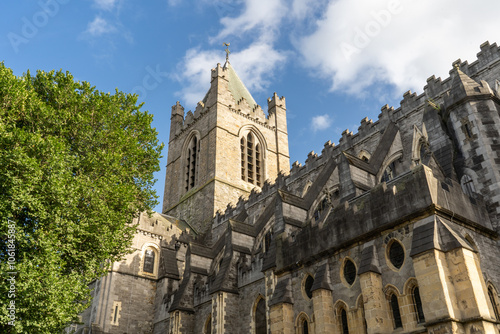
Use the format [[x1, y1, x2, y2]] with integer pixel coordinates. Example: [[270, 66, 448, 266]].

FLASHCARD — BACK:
[[359, 272, 393, 333], [312, 289, 335, 333], [269, 302, 294, 334]]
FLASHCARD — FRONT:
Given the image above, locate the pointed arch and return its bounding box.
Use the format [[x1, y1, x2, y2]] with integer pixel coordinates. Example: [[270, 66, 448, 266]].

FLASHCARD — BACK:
[[295, 312, 311, 334], [239, 125, 267, 187], [487, 283, 500, 321], [404, 278, 425, 324], [252, 295, 267, 334], [204, 313, 212, 334], [384, 285, 403, 329], [334, 300, 350, 334], [182, 130, 201, 192]]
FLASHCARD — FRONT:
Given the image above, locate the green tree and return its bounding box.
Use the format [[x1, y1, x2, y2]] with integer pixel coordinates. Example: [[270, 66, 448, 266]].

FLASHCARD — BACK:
[[0, 63, 163, 333]]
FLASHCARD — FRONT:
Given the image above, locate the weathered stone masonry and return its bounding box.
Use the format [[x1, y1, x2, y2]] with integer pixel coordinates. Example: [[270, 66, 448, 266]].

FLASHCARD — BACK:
[[76, 42, 500, 334]]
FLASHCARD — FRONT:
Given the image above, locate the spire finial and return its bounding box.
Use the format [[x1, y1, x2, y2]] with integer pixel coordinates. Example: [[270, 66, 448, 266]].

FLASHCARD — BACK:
[[454, 62, 460, 71], [223, 42, 230, 62]]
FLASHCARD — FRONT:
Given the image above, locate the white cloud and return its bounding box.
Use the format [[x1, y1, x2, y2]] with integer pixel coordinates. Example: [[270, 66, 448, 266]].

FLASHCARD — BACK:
[[85, 16, 117, 36], [214, 0, 287, 43], [297, 0, 500, 98], [175, 42, 287, 107], [93, 0, 119, 11], [311, 114, 332, 132]]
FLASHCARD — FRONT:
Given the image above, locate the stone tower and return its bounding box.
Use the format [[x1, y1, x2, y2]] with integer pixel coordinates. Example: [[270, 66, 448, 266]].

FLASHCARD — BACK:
[[163, 60, 290, 233]]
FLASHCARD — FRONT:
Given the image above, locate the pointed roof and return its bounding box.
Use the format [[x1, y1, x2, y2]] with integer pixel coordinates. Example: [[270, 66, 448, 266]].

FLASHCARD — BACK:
[[223, 61, 258, 109]]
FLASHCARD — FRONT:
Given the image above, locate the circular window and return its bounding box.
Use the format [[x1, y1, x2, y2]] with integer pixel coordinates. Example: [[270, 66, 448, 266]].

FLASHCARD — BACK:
[[343, 259, 356, 285], [388, 240, 405, 269], [304, 275, 314, 299]]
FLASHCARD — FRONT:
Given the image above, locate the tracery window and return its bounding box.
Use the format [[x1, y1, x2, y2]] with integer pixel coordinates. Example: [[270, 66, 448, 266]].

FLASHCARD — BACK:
[[185, 135, 200, 191], [143, 248, 155, 274], [241, 132, 263, 186], [388, 240, 405, 270], [381, 161, 396, 183], [313, 198, 328, 222]]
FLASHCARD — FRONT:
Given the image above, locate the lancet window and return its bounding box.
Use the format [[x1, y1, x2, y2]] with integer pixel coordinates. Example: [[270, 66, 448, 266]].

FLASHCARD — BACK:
[[241, 132, 263, 186], [185, 135, 200, 191]]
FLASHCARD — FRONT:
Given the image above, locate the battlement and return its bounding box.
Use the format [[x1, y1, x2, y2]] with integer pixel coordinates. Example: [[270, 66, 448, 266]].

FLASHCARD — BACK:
[[284, 41, 500, 179]]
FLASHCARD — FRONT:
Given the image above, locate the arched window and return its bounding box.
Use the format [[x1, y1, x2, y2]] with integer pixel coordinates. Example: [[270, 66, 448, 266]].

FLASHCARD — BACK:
[[412, 286, 425, 323], [488, 286, 500, 321], [313, 197, 328, 222], [204, 314, 212, 334], [381, 161, 396, 183], [185, 135, 200, 191], [241, 132, 263, 186], [390, 294, 403, 329], [296, 312, 310, 334], [255, 298, 266, 334], [341, 308, 349, 334], [143, 248, 155, 274], [460, 175, 476, 198]]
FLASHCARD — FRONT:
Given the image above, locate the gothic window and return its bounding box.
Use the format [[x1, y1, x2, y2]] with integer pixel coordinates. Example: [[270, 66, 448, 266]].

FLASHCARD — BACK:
[[388, 240, 405, 270], [143, 248, 155, 274], [185, 135, 200, 191], [204, 314, 212, 334], [255, 298, 266, 334], [343, 259, 357, 286], [461, 175, 477, 198], [304, 275, 314, 299], [264, 231, 272, 253], [412, 286, 425, 323], [241, 132, 263, 186], [341, 308, 349, 334], [302, 319, 309, 334], [313, 197, 328, 222], [488, 286, 500, 321], [381, 161, 396, 183], [390, 294, 403, 329]]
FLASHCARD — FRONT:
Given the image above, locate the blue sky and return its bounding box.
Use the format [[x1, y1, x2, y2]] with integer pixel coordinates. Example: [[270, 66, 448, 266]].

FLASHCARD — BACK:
[[2, 0, 500, 212]]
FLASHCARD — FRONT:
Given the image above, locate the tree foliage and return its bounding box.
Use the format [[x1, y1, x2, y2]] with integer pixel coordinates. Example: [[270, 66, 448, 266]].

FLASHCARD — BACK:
[[0, 63, 163, 333]]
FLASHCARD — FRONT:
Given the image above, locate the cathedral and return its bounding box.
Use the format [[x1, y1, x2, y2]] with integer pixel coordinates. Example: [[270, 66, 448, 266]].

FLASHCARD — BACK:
[[76, 41, 500, 334]]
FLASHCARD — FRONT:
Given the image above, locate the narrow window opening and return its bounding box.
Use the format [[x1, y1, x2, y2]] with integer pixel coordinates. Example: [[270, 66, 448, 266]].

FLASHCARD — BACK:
[[464, 122, 473, 138], [255, 298, 266, 334], [303, 319, 309, 334], [489, 287, 500, 320], [143, 249, 155, 274], [341, 308, 349, 334], [113, 305, 118, 323], [388, 240, 405, 269], [343, 259, 356, 286], [390, 294, 403, 328], [185, 136, 199, 191], [413, 287, 425, 323]]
